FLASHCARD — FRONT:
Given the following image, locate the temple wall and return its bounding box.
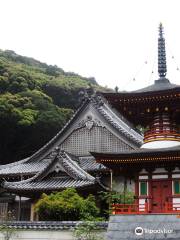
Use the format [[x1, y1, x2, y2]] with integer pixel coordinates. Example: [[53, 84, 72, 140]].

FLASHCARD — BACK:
[[0, 229, 106, 240], [0, 222, 107, 240]]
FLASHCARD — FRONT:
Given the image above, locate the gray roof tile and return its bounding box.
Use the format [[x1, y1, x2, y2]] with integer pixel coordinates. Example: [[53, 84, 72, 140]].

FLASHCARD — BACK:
[[4, 177, 95, 191]]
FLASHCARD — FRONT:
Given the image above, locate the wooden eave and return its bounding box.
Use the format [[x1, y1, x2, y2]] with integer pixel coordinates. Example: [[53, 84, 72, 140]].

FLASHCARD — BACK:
[[99, 88, 180, 126], [100, 87, 180, 103], [91, 147, 180, 165]]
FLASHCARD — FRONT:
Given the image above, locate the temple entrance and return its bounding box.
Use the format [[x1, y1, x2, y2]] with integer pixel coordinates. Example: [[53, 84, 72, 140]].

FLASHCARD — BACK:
[[151, 180, 172, 213]]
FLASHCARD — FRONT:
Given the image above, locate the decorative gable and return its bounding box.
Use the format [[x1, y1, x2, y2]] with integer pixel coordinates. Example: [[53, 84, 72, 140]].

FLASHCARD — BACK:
[[59, 114, 133, 156]]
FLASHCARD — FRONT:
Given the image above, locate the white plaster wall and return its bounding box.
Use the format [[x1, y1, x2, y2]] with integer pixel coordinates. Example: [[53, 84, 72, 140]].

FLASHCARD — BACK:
[[139, 175, 148, 180], [152, 174, 168, 179], [172, 198, 180, 210], [0, 230, 106, 240], [172, 174, 180, 178], [153, 168, 168, 173]]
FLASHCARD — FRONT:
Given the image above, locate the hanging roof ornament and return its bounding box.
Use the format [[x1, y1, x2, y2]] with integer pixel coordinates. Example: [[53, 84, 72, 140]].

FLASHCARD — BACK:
[[158, 23, 167, 78]]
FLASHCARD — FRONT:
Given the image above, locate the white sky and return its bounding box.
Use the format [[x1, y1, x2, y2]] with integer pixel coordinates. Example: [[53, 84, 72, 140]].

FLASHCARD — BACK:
[[1, 0, 180, 91]]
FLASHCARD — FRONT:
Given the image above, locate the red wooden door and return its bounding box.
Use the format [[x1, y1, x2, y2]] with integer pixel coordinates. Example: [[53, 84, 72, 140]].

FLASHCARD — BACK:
[[151, 180, 171, 213]]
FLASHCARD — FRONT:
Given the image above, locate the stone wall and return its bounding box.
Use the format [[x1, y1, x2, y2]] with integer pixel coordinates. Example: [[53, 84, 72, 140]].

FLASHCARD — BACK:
[[107, 214, 180, 240]]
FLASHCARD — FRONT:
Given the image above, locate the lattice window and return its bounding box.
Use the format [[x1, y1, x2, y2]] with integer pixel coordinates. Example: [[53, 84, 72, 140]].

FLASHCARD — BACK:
[[60, 126, 132, 156]]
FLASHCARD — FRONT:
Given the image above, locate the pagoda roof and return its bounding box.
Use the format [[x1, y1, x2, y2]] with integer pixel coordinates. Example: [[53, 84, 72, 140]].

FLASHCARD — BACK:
[[91, 145, 180, 164], [99, 78, 180, 127], [1, 149, 102, 194], [133, 78, 180, 93], [100, 79, 180, 100]]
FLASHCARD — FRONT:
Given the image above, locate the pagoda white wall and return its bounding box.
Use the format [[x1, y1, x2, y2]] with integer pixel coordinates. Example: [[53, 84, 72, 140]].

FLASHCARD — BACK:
[[141, 140, 180, 149]]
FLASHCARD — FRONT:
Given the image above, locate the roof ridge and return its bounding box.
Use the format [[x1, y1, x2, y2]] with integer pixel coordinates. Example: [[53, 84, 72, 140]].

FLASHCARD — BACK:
[[2, 149, 95, 189], [93, 96, 143, 145], [60, 151, 95, 182], [2, 148, 60, 188]]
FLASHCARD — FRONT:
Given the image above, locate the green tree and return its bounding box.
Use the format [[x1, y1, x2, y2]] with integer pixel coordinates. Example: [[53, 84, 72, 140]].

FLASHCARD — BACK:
[[0, 92, 72, 164]]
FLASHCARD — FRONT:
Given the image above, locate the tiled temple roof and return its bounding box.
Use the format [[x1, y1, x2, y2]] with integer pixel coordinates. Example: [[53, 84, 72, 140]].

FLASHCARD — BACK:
[[0, 95, 143, 195], [2, 149, 97, 193], [0, 221, 108, 230], [59, 152, 95, 181], [25, 96, 142, 162], [78, 157, 106, 172], [0, 155, 106, 177], [0, 161, 48, 176], [0, 95, 142, 178], [3, 177, 95, 192]]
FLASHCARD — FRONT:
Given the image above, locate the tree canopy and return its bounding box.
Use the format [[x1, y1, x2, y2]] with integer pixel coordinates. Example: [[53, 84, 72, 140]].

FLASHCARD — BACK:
[[0, 49, 110, 164]]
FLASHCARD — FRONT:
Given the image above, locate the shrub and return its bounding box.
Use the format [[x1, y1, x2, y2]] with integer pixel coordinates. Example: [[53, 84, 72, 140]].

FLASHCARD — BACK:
[[35, 188, 100, 221]]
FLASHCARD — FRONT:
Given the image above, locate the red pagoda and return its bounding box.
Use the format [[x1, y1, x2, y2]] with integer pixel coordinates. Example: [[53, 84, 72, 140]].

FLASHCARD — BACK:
[[92, 23, 180, 214]]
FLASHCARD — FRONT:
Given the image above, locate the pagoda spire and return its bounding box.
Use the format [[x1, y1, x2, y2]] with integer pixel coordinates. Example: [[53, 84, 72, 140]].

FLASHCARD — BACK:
[[158, 23, 167, 78]]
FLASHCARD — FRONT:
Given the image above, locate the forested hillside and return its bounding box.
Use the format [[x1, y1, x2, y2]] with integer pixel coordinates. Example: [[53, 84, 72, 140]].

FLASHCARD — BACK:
[[0, 50, 110, 164]]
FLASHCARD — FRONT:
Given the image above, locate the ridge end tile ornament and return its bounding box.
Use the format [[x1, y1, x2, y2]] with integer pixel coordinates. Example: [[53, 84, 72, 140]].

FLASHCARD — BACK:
[[77, 115, 103, 130]]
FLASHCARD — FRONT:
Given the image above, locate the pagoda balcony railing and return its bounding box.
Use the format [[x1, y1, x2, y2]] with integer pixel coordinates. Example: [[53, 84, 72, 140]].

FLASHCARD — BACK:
[[144, 130, 180, 137], [144, 132, 180, 142], [111, 202, 180, 214], [111, 203, 148, 215]]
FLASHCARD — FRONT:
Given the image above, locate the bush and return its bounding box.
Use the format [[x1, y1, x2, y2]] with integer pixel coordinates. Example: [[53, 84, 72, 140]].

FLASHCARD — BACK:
[[74, 221, 104, 240], [35, 188, 100, 221]]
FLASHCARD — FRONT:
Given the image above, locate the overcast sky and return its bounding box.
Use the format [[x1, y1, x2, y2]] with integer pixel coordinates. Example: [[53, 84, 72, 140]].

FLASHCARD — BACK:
[[1, 0, 180, 91]]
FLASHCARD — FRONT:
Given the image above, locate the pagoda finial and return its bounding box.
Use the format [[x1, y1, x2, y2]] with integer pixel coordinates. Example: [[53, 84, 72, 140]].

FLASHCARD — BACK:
[[158, 23, 167, 78]]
